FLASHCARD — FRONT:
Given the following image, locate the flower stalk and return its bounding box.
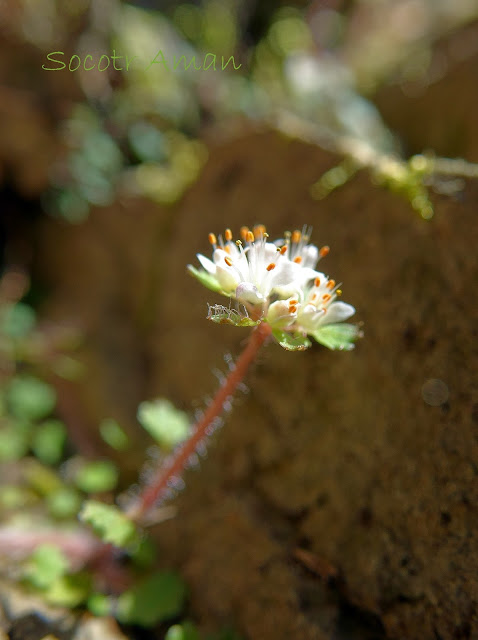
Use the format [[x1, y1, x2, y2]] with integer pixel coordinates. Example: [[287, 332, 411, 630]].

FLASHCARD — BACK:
[[127, 321, 272, 523]]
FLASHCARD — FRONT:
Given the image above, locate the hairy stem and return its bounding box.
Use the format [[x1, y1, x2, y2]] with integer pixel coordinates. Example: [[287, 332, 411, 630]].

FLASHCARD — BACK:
[[127, 322, 272, 522]]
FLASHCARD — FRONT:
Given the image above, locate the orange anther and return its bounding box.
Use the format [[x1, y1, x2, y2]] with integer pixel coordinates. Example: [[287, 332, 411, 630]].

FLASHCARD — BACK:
[[253, 224, 266, 238], [266, 263, 276, 271], [289, 305, 297, 314], [289, 299, 298, 305], [314, 277, 321, 287], [224, 245, 231, 254], [319, 245, 330, 258], [310, 293, 317, 301], [322, 293, 331, 302], [208, 233, 217, 246], [279, 245, 288, 255], [225, 228, 233, 241], [246, 231, 255, 243], [326, 279, 336, 290], [293, 256, 302, 264], [224, 256, 233, 267], [240, 226, 250, 240], [291, 230, 301, 243]]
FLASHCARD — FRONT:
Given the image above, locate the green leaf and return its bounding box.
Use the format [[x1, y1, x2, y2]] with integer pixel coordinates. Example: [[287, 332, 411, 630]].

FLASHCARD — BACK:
[[87, 592, 114, 617], [46, 487, 82, 519], [137, 399, 189, 450], [79, 500, 139, 548], [25, 544, 69, 590], [99, 418, 129, 451], [31, 420, 66, 465], [43, 572, 92, 607], [74, 460, 119, 493], [207, 304, 260, 327], [7, 376, 56, 421], [187, 264, 223, 293], [117, 571, 186, 627], [0, 425, 29, 461], [272, 330, 312, 351], [166, 622, 201, 640], [311, 323, 362, 351], [2, 303, 36, 337]]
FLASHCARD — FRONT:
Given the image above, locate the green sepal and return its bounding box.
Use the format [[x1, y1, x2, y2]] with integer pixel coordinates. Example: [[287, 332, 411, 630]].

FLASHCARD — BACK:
[[187, 265, 223, 294], [272, 330, 312, 351], [311, 323, 362, 351], [79, 499, 139, 549], [207, 304, 260, 327]]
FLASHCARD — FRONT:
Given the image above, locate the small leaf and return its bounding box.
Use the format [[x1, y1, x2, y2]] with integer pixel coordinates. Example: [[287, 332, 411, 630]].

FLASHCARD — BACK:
[[74, 460, 119, 493], [47, 487, 82, 519], [207, 304, 260, 327], [117, 571, 186, 627], [137, 399, 189, 450], [87, 592, 114, 617], [187, 265, 223, 293], [0, 425, 29, 461], [166, 622, 201, 640], [32, 420, 66, 465], [25, 544, 69, 590], [99, 418, 129, 451], [272, 330, 311, 351], [79, 499, 139, 548], [7, 376, 56, 421], [312, 323, 362, 351], [43, 572, 92, 607], [2, 303, 36, 337]]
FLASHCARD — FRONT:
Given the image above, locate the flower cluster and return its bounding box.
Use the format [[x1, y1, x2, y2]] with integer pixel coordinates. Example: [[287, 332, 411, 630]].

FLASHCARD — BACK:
[[188, 224, 361, 351]]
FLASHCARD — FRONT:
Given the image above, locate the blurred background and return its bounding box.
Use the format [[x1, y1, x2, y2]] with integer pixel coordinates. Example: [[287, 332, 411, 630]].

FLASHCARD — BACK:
[[1, 1, 478, 639]]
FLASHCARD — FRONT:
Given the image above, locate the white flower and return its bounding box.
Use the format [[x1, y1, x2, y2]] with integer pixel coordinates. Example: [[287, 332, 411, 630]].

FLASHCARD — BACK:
[[189, 224, 361, 351]]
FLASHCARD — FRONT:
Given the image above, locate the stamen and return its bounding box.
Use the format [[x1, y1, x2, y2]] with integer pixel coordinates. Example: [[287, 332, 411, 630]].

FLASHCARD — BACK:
[[253, 224, 266, 239], [279, 245, 288, 255], [319, 245, 330, 258], [289, 299, 298, 305], [293, 256, 302, 264], [314, 277, 321, 287], [291, 230, 301, 244], [225, 228, 233, 241], [224, 245, 231, 254], [224, 256, 233, 267], [289, 305, 297, 314], [326, 279, 336, 290], [310, 293, 317, 301], [235, 240, 242, 247], [336, 289, 342, 296], [240, 226, 250, 240], [208, 233, 217, 246], [322, 293, 331, 302], [266, 263, 276, 271], [246, 231, 254, 243]]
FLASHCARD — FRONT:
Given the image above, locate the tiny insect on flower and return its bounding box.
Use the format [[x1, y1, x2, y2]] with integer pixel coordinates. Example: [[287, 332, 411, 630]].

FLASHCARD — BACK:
[[188, 224, 362, 351]]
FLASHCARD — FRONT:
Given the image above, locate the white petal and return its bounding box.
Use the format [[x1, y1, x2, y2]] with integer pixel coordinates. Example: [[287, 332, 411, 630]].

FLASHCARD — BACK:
[[197, 253, 216, 274], [297, 304, 325, 331], [236, 282, 265, 306], [266, 300, 296, 329], [320, 301, 355, 325], [215, 265, 241, 292]]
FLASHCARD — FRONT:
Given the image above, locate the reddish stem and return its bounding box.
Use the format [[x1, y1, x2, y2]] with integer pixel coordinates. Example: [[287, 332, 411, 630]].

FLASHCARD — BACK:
[[127, 322, 272, 522]]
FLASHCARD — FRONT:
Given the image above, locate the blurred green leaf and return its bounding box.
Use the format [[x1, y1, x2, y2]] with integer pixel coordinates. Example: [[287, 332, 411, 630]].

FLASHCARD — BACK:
[[32, 420, 66, 465], [0, 425, 29, 461], [99, 418, 129, 451], [87, 592, 114, 617], [46, 487, 82, 519], [166, 622, 200, 640], [187, 265, 224, 293], [43, 572, 92, 608], [25, 544, 69, 590], [1, 303, 36, 338], [79, 500, 139, 548], [7, 376, 56, 421], [137, 398, 189, 450], [74, 460, 119, 493], [117, 571, 186, 627]]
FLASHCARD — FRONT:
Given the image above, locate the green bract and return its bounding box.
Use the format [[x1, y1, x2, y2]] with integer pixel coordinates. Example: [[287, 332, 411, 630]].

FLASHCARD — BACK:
[[311, 323, 362, 351], [79, 500, 139, 548]]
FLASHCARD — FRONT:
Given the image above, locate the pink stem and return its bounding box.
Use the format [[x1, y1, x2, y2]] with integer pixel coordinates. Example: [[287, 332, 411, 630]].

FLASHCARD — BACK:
[[127, 322, 272, 522]]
